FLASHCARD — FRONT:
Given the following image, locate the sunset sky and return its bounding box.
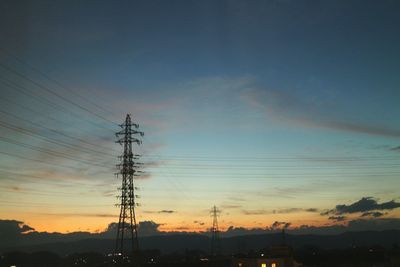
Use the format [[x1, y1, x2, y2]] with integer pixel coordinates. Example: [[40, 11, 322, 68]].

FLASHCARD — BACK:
[[0, 0, 399, 235]]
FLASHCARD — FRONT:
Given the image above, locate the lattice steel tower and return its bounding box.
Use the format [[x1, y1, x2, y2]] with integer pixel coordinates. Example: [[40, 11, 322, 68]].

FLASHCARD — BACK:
[[210, 205, 221, 256], [115, 114, 144, 256]]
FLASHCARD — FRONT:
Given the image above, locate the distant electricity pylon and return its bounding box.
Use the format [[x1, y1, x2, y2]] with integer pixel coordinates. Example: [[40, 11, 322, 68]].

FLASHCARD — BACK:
[[210, 205, 221, 256], [115, 114, 144, 256]]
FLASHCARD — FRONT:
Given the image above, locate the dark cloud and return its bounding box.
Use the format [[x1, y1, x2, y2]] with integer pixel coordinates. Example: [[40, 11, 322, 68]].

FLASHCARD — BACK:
[[305, 208, 319, 212], [193, 220, 205, 226], [0, 220, 35, 245], [223, 226, 267, 237], [221, 204, 242, 209], [390, 145, 400, 151], [159, 210, 175, 214], [137, 221, 162, 236], [322, 197, 400, 215], [143, 210, 176, 214], [271, 221, 291, 230], [328, 216, 347, 222], [0, 219, 34, 232], [0, 220, 92, 247], [273, 208, 301, 214], [361, 211, 385, 218]]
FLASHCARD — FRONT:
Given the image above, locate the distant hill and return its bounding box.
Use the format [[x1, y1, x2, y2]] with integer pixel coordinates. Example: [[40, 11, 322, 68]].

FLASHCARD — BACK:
[[2, 230, 399, 255]]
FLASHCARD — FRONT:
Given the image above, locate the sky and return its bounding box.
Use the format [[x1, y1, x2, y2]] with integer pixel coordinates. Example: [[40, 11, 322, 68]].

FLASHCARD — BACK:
[[0, 0, 400, 235]]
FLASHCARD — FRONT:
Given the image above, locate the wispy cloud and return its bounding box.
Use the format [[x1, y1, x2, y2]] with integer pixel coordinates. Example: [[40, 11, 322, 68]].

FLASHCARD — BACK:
[[243, 207, 318, 215], [390, 145, 400, 151], [242, 88, 400, 138], [273, 207, 319, 214], [143, 210, 176, 214]]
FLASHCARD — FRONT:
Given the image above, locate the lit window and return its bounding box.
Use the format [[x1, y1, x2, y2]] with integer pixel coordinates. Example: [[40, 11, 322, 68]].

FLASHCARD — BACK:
[[272, 263, 277, 267], [261, 264, 266, 267]]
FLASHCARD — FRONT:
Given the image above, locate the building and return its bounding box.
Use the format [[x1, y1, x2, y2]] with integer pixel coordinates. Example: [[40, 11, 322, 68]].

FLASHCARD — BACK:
[[232, 245, 301, 267]]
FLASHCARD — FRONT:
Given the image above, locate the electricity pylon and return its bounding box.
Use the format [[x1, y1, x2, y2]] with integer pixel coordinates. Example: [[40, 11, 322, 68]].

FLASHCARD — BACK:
[[210, 205, 221, 256], [115, 114, 144, 257]]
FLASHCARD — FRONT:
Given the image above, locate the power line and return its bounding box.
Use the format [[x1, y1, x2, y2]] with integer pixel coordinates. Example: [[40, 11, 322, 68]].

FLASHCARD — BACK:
[[0, 48, 124, 120], [0, 62, 118, 127], [0, 89, 116, 144], [0, 75, 116, 133], [144, 164, 400, 169], [0, 136, 111, 169], [0, 107, 119, 155], [0, 168, 103, 187], [0, 47, 124, 119], [0, 120, 116, 160], [140, 155, 400, 161]]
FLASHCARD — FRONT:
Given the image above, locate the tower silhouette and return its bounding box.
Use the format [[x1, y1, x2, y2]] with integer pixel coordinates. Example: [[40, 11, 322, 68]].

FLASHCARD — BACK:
[[115, 114, 143, 256], [210, 205, 221, 256]]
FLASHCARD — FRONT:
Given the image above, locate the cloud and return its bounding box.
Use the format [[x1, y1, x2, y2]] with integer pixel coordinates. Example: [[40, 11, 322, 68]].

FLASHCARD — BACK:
[[137, 221, 162, 236], [0, 220, 35, 245], [328, 216, 347, 222], [273, 208, 319, 214], [271, 221, 291, 230], [243, 207, 318, 215], [101, 220, 162, 237], [305, 208, 319, 212], [221, 204, 242, 210], [322, 197, 400, 215], [242, 209, 268, 215], [361, 211, 385, 218], [224, 226, 268, 237], [242, 88, 400, 138], [143, 210, 176, 214], [390, 145, 400, 151], [158, 210, 175, 214]]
